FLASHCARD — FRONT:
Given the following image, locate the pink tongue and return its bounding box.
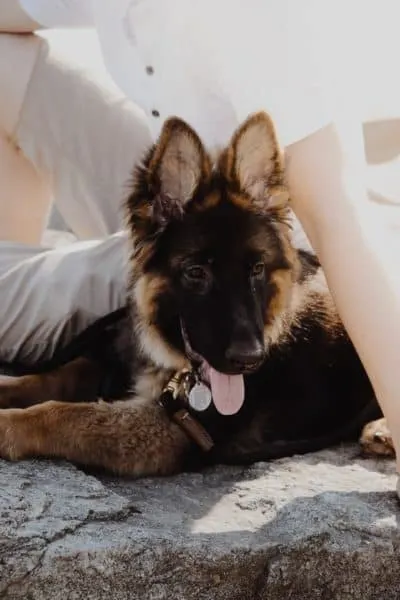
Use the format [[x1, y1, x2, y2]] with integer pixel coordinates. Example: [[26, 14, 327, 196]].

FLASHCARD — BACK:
[[208, 367, 245, 416]]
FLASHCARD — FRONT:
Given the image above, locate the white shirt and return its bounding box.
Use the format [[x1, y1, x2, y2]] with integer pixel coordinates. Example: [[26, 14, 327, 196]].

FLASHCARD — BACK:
[[20, 0, 332, 148]]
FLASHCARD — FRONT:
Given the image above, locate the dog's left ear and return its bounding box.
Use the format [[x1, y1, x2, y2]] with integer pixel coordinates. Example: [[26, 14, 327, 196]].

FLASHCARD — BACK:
[[147, 117, 210, 225], [224, 112, 289, 211]]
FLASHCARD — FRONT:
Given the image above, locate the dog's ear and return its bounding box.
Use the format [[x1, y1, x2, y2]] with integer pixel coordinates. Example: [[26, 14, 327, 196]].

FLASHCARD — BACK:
[[146, 117, 210, 226], [126, 118, 210, 244], [223, 112, 289, 211]]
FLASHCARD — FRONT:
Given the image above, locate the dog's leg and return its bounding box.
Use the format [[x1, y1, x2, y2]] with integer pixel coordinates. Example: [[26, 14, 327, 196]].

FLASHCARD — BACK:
[[0, 397, 190, 476], [360, 417, 395, 458], [0, 357, 102, 409]]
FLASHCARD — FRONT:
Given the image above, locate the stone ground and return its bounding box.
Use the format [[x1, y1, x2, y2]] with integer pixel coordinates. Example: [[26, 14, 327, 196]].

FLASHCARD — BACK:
[[0, 446, 398, 599]]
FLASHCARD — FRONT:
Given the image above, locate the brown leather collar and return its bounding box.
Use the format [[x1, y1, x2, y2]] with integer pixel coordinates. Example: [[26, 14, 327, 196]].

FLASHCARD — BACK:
[[158, 370, 214, 452]]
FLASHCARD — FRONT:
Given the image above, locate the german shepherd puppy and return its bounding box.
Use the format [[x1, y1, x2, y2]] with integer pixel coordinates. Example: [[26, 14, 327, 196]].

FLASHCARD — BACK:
[[0, 112, 392, 476]]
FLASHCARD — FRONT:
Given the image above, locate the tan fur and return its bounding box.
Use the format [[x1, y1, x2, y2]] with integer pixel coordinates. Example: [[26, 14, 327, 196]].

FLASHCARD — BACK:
[[135, 318, 187, 372], [131, 237, 157, 272], [133, 273, 187, 370], [298, 270, 343, 336], [133, 273, 168, 323], [360, 418, 395, 457], [266, 268, 294, 327], [134, 365, 173, 401], [264, 265, 343, 350], [0, 397, 190, 476], [0, 358, 101, 409]]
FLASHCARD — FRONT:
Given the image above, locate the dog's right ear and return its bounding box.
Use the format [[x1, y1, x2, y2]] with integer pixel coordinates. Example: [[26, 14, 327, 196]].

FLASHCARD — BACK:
[[127, 117, 210, 238]]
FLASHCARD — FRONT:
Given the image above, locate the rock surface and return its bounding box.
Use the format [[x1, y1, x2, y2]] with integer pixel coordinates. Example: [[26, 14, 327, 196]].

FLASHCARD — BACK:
[[0, 446, 398, 600]]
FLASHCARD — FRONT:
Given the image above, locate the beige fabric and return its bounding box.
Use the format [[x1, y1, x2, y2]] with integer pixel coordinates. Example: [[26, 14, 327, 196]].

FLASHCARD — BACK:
[[16, 36, 152, 239]]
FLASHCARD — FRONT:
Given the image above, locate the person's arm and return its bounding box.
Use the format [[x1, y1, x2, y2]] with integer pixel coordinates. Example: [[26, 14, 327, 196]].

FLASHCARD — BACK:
[[0, 0, 93, 33], [286, 120, 400, 471]]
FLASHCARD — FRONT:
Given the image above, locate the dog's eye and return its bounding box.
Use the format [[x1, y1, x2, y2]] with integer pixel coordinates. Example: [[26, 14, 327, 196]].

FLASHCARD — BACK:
[[251, 262, 265, 278], [184, 265, 208, 282]]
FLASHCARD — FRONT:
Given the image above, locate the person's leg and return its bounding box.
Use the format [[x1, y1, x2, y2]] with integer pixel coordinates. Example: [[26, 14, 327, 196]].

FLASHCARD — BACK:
[[0, 34, 52, 244], [286, 118, 400, 472], [0, 232, 129, 365], [15, 34, 152, 239], [0, 31, 151, 363]]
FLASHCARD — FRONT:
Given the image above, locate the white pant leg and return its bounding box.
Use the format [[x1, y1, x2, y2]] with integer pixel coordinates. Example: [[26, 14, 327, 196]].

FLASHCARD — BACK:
[[15, 34, 152, 239], [0, 232, 130, 365]]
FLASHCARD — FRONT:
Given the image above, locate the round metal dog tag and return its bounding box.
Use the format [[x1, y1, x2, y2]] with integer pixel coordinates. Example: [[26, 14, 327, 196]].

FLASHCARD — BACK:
[[188, 382, 212, 412]]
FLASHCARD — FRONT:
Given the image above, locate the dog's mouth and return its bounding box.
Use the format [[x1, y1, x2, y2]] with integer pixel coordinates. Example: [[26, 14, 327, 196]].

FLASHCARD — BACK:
[[180, 320, 245, 416]]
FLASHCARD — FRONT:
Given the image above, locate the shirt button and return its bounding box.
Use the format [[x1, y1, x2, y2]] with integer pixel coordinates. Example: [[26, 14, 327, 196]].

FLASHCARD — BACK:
[[146, 66, 154, 75], [152, 109, 160, 117]]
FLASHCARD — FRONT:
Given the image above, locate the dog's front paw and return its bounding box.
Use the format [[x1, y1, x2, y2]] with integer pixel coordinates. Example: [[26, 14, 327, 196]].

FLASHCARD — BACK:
[[360, 418, 395, 458], [0, 409, 25, 461]]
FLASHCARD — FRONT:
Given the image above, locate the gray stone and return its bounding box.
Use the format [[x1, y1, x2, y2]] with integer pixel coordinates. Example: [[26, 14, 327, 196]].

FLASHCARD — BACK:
[[0, 446, 398, 600]]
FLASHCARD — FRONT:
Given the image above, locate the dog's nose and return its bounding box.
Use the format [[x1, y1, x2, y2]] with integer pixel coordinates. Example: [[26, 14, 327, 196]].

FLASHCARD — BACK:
[[225, 339, 265, 371]]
